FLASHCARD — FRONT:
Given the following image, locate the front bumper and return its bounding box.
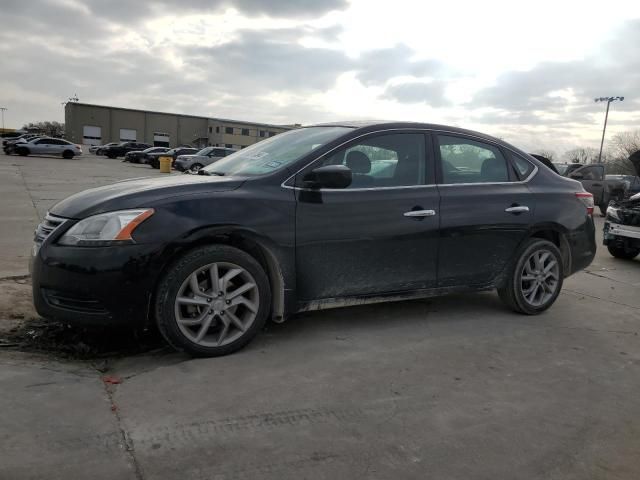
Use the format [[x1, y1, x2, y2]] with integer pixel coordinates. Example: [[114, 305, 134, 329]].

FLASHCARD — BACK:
[[173, 161, 187, 171], [603, 221, 640, 247], [31, 241, 163, 326]]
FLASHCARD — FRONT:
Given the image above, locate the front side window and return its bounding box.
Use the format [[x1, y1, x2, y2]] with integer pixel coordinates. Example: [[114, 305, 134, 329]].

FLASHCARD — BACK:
[[315, 133, 426, 189], [438, 135, 509, 184], [577, 166, 604, 181]]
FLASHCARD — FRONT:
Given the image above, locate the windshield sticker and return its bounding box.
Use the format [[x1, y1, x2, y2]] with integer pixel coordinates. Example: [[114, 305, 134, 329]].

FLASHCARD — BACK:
[[264, 160, 284, 168]]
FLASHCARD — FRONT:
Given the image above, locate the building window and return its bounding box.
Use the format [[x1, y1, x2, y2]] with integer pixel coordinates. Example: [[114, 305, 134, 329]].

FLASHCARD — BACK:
[[241, 128, 250, 136], [259, 130, 265, 138], [208, 126, 212, 133], [225, 127, 234, 134], [225, 144, 233, 148], [216, 126, 220, 133]]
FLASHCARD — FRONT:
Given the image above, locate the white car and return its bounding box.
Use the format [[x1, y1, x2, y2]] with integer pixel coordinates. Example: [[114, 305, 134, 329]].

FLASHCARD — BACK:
[[14, 137, 82, 159], [173, 146, 237, 172]]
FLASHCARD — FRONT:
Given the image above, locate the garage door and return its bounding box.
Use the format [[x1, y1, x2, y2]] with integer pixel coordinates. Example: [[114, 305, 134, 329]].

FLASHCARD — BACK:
[[120, 129, 137, 141], [82, 126, 102, 145], [154, 132, 170, 147]]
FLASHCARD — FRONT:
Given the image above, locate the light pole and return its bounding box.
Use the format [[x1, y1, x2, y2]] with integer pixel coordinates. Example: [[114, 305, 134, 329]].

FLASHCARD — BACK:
[[595, 96, 624, 163], [0, 107, 7, 131]]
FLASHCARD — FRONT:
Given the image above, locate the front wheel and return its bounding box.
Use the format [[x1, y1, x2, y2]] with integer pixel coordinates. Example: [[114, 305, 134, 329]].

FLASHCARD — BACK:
[[62, 150, 74, 159], [155, 245, 271, 357], [498, 238, 564, 315], [607, 243, 640, 260], [17, 147, 29, 156], [189, 163, 203, 173]]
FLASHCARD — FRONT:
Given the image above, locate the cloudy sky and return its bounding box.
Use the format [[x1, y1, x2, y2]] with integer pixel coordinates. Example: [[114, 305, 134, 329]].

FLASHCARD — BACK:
[[2, 0, 640, 154]]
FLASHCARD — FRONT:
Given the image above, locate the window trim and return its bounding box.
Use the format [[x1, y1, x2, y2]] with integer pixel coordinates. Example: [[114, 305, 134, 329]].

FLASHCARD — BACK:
[[282, 128, 537, 191]]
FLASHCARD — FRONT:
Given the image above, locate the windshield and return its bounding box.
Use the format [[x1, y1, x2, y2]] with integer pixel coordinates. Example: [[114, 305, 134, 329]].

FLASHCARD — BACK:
[[196, 147, 214, 156], [201, 127, 352, 176]]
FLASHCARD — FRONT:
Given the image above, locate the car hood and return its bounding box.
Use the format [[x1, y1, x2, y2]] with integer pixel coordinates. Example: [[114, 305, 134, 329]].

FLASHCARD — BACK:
[[50, 174, 243, 219]]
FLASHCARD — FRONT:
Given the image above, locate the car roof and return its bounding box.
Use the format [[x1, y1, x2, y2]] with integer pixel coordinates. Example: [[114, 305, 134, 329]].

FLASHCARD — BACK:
[[308, 121, 509, 146]]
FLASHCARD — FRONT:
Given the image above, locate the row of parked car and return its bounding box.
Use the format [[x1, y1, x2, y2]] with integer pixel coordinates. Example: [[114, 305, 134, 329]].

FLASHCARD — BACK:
[[91, 141, 238, 172], [2, 133, 82, 158]]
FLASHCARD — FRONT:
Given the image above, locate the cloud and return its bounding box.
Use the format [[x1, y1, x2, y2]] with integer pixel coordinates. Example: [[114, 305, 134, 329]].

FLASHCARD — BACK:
[[382, 81, 450, 107]]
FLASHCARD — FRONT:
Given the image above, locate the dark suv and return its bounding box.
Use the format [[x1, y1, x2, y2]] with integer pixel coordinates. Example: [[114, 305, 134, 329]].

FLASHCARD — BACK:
[[102, 141, 152, 158], [31, 122, 596, 357]]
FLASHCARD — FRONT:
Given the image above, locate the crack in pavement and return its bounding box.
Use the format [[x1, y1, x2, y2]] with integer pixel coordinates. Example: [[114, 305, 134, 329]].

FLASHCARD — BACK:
[[584, 269, 640, 287], [563, 288, 640, 311]]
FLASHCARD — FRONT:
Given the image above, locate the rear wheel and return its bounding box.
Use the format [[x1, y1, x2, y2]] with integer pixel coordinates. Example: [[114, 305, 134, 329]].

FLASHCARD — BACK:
[[155, 245, 271, 357], [607, 243, 640, 260], [62, 150, 74, 159], [189, 163, 203, 173], [107, 153, 116, 159], [17, 147, 28, 156], [498, 238, 564, 315]]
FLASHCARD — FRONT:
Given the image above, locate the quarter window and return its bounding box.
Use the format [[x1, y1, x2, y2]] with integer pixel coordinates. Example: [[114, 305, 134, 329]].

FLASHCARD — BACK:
[[510, 153, 535, 180], [438, 135, 509, 184], [317, 133, 426, 188]]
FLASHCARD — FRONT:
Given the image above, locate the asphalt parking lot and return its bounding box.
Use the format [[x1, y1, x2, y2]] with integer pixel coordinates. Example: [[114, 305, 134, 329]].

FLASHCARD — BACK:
[[1, 151, 639, 479]]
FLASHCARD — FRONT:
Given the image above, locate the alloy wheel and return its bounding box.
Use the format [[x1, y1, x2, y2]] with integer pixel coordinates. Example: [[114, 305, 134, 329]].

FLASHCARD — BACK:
[[519, 249, 560, 307], [174, 262, 259, 347]]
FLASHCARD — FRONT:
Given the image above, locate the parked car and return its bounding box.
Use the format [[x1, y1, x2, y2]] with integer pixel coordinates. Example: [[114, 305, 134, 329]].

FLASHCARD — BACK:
[[603, 151, 640, 259], [102, 141, 151, 159], [174, 146, 237, 172], [555, 163, 627, 215], [90, 143, 117, 154], [14, 137, 82, 159], [124, 146, 170, 164], [1, 131, 26, 140], [146, 147, 198, 169], [31, 122, 596, 357], [3, 134, 42, 153]]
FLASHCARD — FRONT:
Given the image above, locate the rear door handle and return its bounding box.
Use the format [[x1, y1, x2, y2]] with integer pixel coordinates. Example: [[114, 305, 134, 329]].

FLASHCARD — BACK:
[[505, 206, 530, 214], [404, 209, 436, 217]]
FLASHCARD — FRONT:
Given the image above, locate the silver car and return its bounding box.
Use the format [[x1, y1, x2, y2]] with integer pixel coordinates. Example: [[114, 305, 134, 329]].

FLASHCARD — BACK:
[[173, 146, 237, 172], [14, 137, 82, 159]]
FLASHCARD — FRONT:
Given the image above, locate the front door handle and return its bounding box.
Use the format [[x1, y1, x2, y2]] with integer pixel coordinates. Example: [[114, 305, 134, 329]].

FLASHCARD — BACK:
[[404, 209, 436, 218], [505, 205, 530, 214]]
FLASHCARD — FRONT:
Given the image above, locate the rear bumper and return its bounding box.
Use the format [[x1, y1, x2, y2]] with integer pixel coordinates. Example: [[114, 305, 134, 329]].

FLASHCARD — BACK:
[[567, 216, 597, 275]]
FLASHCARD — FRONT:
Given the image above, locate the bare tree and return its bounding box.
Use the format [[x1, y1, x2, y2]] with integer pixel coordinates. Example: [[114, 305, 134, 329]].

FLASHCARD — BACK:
[[22, 121, 65, 137], [606, 130, 640, 175], [531, 149, 556, 161], [563, 147, 599, 164]]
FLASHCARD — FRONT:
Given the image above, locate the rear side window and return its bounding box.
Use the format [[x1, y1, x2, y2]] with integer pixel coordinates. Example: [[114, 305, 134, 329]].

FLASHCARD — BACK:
[[437, 135, 509, 184], [510, 153, 535, 180]]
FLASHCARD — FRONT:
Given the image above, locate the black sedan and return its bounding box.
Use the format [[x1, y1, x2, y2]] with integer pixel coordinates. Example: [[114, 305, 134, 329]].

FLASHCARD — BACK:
[[146, 147, 199, 168], [31, 122, 596, 357], [124, 146, 170, 164], [102, 141, 152, 158]]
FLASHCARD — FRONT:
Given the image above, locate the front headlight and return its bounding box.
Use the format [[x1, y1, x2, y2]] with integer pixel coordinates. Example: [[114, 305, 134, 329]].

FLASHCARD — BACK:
[[58, 209, 154, 246]]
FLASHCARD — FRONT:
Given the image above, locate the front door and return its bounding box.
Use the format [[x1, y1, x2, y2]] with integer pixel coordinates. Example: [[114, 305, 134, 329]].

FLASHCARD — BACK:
[[295, 131, 440, 301], [435, 133, 535, 287]]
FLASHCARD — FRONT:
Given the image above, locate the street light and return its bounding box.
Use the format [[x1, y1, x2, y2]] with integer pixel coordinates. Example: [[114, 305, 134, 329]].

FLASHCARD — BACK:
[[594, 96, 624, 163], [0, 107, 7, 131]]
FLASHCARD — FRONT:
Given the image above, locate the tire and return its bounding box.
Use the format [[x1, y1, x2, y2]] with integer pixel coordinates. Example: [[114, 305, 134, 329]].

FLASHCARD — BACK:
[[189, 163, 203, 173], [62, 150, 74, 159], [607, 244, 640, 260], [17, 147, 28, 156], [497, 238, 564, 315], [155, 245, 271, 357], [107, 153, 116, 159], [151, 160, 159, 169], [599, 203, 608, 217]]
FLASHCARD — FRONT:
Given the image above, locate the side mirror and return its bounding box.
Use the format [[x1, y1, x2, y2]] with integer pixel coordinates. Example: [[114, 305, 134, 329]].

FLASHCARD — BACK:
[[303, 165, 352, 189]]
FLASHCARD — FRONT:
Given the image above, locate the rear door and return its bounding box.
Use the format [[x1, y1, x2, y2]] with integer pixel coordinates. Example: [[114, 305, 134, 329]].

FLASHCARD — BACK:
[[435, 133, 536, 287], [569, 165, 605, 205], [294, 131, 440, 300]]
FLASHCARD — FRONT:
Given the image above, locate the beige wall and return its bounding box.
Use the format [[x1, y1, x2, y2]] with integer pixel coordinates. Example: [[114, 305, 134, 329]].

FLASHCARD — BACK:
[[66, 103, 292, 148]]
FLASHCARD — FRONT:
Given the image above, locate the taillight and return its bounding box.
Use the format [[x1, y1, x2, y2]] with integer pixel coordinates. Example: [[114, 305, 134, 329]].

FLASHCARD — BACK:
[[575, 192, 594, 216]]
